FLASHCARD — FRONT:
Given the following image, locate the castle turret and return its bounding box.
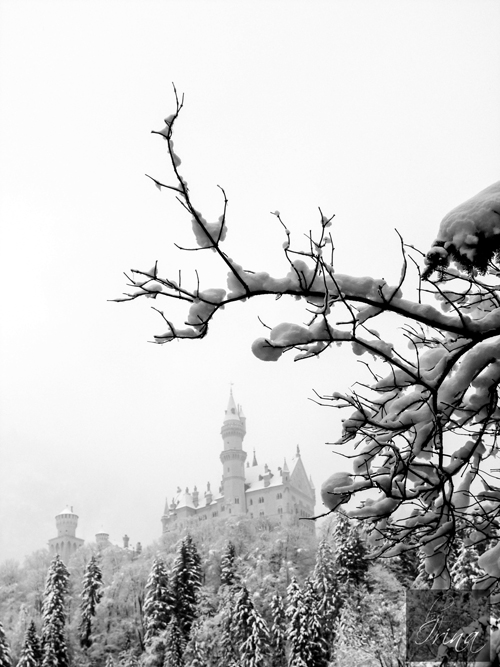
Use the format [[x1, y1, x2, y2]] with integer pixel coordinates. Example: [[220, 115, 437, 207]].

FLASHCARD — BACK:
[[48, 506, 84, 563], [220, 389, 247, 513], [95, 528, 110, 550]]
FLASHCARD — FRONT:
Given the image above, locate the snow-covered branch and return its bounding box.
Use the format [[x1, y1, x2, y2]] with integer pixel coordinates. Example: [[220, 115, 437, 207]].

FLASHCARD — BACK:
[[117, 93, 500, 591]]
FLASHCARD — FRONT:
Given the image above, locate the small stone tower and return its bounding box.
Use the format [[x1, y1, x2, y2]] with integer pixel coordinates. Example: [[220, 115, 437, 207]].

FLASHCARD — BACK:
[[220, 389, 247, 513], [95, 528, 110, 550], [48, 506, 84, 563]]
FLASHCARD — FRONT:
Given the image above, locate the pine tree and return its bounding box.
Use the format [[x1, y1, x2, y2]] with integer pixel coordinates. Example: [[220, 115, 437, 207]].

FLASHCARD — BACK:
[[16, 621, 42, 667], [41, 555, 69, 667], [233, 586, 269, 667], [0, 621, 12, 667], [119, 652, 139, 667], [26, 622, 42, 667], [302, 578, 327, 667], [104, 655, 115, 667], [312, 537, 338, 655], [219, 542, 237, 587], [164, 616, 185, 667], [286, 577, 309, 667], [387, 544, 420, 587], [218, 589, 239, 667], [451, 542, 484, 589], [412, 548, 433, 589], [40, 643, 56, 667], [182, 620, 205, 667], [269, 593, 286, 667], [79, 554, 103, 648], [332, 514, 369, 589], [143, 555, 173, 643], [171, 535, 202, 640], [16, 645, 37, 667]]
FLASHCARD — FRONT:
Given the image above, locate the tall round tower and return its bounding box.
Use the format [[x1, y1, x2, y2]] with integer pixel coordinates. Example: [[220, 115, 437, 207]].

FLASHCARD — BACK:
[[220, 389, 247, 513], [48, 506, 84, 563], [55, 506, 78, 537]]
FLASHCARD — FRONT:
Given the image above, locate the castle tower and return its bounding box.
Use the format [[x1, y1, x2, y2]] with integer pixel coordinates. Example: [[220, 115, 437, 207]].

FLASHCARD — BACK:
[[48, 506, 84, 563], [220, 389, 247, 513], [95, 528, 110, 550]]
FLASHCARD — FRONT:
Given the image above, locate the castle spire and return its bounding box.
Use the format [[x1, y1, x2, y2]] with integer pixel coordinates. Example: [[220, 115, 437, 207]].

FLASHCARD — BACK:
[[224, 387, 240, 422], [220, 388, 247, 514]]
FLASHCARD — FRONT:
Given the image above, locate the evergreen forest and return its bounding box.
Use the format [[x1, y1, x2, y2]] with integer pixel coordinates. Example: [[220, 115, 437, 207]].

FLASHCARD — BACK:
[[0, 513, 491, 667]]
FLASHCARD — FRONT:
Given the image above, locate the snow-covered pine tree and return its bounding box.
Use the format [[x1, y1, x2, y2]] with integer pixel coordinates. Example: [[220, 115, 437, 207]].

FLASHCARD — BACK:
[[41, 555, 69, 667], [412, 548, 433, 590], [25, 622, 42, 667], [118, 650, 139, 667], [40, 642, 56, 667], [16, 624, 39, 667], [0, 621, 12, 667], [163, 615, 185, 667], [170, 535, 202, 640], [312, 536, 338, 655], [219, 542, 237, 587], [269, 592, 286, 667], [79, 554, 103, 648], [104, 655, 115, 667], [332, 514, 369, 590], [217, 588, 240, 667], [143, 555, 173, 643], [182, 620, 205, 667], [451, 541, 485, 589], [302, 578, 327, 667], [233, 586, 269, 667], [286, 577, 309, 667]]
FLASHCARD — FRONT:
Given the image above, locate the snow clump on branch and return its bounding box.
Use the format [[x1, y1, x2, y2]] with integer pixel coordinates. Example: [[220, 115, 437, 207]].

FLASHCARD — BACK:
[[192, 214, 227, 249], [424, 180, 500, 276]]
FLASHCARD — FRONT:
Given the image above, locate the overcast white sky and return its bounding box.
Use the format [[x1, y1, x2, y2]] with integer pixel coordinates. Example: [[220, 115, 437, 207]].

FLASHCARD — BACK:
[[0, 0, 499, 563]]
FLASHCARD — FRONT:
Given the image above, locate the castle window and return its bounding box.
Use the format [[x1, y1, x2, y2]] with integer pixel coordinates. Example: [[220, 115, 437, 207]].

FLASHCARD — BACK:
[[278, 507, 283, 514], [250, 513, 253, 518], [277, 492, 282, 499], [212, 511, 218, 518], [259, 511, 264, 517], [258, 497, 264, 504], [235, 498, 240, 504], [249, 499, 253, 505], [227, 467, 230, 472]]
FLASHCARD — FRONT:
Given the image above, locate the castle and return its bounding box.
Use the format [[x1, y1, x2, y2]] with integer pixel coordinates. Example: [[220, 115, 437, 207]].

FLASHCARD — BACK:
[[161, 390, 316, 530], [48, 507, 142, 563]]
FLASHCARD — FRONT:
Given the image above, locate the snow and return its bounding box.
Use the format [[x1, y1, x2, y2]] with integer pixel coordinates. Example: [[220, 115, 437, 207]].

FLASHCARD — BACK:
[[250, 338, 283, 362], [425, 181, 500, 271], [320, 472, 353, 511], [478, 542, 500, 579], [191, 213, 227, 249], [269, 322, 313, 347], [187, 300, 218, 327], [348, 496, 400, 519]]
